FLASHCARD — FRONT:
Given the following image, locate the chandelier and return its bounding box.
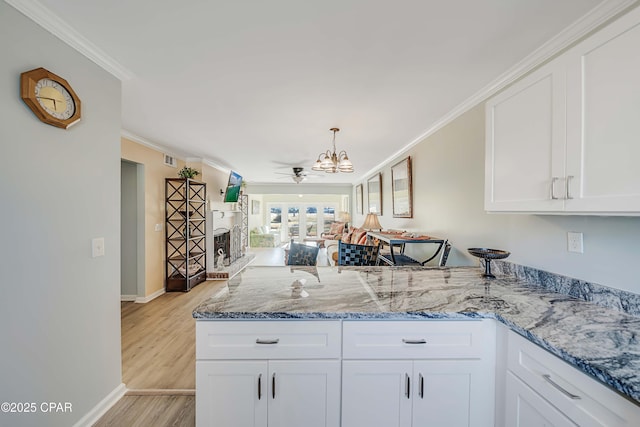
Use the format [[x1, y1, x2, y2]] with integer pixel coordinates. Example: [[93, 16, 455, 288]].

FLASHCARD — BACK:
[[312, 128, 354, 173]]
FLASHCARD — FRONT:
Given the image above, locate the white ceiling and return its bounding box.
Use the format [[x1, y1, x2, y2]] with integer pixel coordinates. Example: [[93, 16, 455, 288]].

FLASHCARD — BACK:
[[29, 0, 604, 184]]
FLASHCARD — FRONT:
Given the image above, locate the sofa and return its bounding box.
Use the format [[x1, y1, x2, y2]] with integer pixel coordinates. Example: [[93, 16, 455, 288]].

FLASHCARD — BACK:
[[250, 226, 281, 248], [321, 221, 346, 240]]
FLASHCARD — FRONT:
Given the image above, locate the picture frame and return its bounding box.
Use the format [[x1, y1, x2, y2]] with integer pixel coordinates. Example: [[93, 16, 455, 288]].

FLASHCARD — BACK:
[[355, 184, 363, 214], [251, 199, 260, 215], [367, 173, 382, 215], [391, 156, 412, 218]]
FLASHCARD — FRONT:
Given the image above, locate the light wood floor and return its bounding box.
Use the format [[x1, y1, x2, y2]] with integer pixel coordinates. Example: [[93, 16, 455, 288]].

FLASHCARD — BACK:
[[94, 279, 226, 426], [95, 246, 314, 426]]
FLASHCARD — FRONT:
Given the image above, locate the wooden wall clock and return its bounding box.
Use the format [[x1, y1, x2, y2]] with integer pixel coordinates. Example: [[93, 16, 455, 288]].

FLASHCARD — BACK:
[[20, 67, 81, 129]]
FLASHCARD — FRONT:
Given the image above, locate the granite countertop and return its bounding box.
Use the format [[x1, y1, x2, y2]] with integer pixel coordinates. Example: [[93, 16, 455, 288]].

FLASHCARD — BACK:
[[193, 266, 640, 404]]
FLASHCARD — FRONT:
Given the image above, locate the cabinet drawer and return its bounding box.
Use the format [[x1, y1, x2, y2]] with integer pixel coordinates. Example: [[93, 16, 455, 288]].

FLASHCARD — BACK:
[[342, 320, 493, 359], [196, 320, 341, 360], [507, 331, 640, 426]]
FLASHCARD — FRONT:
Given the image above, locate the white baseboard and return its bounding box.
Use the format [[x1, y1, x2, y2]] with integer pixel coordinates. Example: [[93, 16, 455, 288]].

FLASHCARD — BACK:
[[135, 287, 165, 303], [120, 294, 137, 302], [72, 383, 126, 427]]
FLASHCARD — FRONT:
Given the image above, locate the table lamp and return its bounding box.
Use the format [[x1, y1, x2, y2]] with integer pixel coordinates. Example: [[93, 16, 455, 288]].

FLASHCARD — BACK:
[[361, 213, 382, 231]]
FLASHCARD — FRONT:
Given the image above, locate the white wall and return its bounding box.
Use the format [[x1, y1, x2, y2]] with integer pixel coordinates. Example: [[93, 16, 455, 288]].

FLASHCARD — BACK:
[[0, 3, 122, 426], [353, 103, 640, 294]]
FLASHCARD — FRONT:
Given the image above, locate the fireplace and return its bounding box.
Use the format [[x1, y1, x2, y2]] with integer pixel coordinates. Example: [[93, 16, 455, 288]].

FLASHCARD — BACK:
[[213, 225, 242, 268]]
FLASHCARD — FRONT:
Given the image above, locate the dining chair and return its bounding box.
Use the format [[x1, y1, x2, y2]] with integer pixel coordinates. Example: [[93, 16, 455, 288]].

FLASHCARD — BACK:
[[286, 241, 320, 266], [337, 241, 380, 266], [439, 241, 452, 267]]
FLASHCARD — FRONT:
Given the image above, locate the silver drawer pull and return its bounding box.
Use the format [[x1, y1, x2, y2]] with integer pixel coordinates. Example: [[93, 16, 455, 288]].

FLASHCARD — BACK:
[[551, 177, 560, 200], [402, 339, 427, 344], [542, 374, 581, 400], [566, 175, 574, 199], [256, 338, 280, 345]]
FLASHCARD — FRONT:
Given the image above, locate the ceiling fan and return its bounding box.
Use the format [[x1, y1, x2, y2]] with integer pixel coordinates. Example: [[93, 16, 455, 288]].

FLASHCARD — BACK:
[[275, 167, 319, 184]]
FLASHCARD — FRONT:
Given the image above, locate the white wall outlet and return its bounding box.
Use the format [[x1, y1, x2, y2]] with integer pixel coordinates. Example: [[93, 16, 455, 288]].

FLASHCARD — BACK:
[[154, 223, 162, 232], [92, 237, 105, 258], [567, 232, 583, 253]]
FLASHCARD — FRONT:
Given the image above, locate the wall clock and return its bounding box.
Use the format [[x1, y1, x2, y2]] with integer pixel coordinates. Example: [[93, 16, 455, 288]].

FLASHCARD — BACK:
[[20, 67, 81, 129]]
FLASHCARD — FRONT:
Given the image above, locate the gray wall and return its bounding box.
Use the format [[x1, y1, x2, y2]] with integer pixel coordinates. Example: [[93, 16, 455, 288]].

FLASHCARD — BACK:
[[0, 3, 122, 426], [353, 104, 640, 294], [121, 160, 138, 297]]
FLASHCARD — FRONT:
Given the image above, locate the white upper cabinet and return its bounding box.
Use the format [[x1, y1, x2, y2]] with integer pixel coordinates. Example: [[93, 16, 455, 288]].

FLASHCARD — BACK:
[[486, 6, 640, 215], [485, 59, 567, 212], [565, 7, 640, 213]]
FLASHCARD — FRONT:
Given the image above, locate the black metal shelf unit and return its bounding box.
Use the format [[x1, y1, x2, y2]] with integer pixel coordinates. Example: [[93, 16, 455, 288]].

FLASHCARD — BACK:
[[165, 178, 207, 291]]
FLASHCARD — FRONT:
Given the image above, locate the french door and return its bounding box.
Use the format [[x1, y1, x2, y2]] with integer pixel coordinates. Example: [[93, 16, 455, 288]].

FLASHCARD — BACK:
[[268, 204, 337, 243]]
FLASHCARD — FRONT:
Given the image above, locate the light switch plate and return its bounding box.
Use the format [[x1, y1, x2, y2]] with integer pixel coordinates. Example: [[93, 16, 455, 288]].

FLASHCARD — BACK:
[[92, 237, 105, 257], [154, 223, 162, 232], [567, 232, 583, 253]]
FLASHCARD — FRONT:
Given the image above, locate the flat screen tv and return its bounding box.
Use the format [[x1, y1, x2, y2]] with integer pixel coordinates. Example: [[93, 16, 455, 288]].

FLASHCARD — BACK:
[[223, 171, 243, 203]]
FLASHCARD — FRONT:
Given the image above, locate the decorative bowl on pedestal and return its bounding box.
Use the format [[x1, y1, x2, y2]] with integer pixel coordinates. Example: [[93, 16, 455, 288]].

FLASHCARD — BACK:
[[467, 248, 510, 279]]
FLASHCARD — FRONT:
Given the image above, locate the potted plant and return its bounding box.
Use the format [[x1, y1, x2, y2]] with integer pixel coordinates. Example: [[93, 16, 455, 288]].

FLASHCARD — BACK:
[[178, 166, 200, 179]]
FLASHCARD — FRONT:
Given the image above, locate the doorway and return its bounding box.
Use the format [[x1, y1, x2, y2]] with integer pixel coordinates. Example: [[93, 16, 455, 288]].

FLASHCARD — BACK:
[[121, 160, 145, 301], [269, 203, 337, 242]]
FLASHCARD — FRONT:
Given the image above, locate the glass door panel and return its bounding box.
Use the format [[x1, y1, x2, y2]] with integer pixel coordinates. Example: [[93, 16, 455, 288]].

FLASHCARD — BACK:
[[305, 207, 317, 237], [288, 207, 300, 241], [270, 206, 282, 232], [323, 206, 336, 234]]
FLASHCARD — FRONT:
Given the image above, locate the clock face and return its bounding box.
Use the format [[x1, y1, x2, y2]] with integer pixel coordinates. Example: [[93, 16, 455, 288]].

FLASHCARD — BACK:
[[20, 67, 81, 129], [35, 78, 75, 120]]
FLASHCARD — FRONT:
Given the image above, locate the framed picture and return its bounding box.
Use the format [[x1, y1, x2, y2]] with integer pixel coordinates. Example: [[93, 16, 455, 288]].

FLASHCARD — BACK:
[[251, 199, 260, 215], [391, 156, 412, 218], [355, 184, 363, 214], [367, 173, 382, 215]]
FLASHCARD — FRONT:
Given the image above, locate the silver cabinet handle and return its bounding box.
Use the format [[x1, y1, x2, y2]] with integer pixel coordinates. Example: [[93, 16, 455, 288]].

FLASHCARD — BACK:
[[405, 373, 410, 399], [543, 374, 581, 400], [551, 177, 560, 200], [258, 374, 262, 400], [419, 373, 424, 399], [402, 339, 427, 344], [256, 338, 279, 345], [272, 373, 276, 399], [566, 175, 574, 199]]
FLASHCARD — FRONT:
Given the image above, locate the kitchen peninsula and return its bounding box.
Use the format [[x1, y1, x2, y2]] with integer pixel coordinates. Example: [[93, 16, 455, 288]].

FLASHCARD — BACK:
[[193, 266, 640, 426]]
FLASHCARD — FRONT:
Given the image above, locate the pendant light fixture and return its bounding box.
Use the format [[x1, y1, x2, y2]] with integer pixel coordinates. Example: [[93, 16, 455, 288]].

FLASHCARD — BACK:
[[312, 128, 354, 173]]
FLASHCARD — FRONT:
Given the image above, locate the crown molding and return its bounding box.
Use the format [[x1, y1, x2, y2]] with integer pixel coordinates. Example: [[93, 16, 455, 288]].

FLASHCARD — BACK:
[[121, 130, 231, 173], [121, 129, 186, 160], [185, 157, 230, 174], [357, 0, 639, 183], [5, 0, 134, 80]]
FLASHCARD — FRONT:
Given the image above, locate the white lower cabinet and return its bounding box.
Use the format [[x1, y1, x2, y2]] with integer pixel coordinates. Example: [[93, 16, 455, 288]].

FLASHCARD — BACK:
[[505, 331, 640, 427], [341, 320, 496, 427], [196, 360, 340, 427], [505, 371, 577, 427], [196, 319, 640, 427], [342, 359, 491, 427], [195, 321, 341, 427]]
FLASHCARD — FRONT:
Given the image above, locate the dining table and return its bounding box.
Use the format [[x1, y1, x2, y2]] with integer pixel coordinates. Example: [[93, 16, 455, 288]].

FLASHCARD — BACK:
[[366, 231, 447, 266]]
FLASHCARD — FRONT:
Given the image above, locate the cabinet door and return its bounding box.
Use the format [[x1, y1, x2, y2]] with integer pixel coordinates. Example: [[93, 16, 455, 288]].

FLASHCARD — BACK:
[[485, 59, 567, 212], [565, 7, 640, 213], [268, 360, 341, 427], [412, 360, 494, 427], [342, 360, 413, 427], [505, 371, 577, 427], [196, 360, 268, 427]]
